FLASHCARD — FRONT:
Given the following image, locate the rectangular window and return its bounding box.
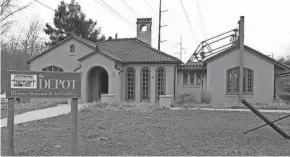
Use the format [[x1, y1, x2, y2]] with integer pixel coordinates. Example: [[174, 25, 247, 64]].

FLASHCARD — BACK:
[[189, 72, 195, 85], [196, 72, 202, 86], [183, 72, 188, 85]]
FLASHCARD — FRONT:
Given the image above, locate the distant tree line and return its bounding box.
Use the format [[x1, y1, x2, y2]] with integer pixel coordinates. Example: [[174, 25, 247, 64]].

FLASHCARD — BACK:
[[1, 0, 106, 94]]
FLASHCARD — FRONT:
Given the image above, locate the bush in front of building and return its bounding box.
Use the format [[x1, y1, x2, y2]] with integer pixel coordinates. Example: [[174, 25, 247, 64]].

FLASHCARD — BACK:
[[80, 101, 169, 113], [201, 91, 212, 104], [171, 93, 199, 108]]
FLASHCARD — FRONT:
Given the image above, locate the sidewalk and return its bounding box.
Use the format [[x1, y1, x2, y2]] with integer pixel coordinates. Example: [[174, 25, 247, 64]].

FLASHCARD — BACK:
[[1, 105, 290, 128], [1, 104, 90, 128], [170, 107, 290, 113]]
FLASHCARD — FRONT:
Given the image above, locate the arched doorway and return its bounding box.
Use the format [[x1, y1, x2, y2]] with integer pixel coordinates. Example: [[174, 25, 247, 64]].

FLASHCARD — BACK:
[[87, 66, 109, 102]]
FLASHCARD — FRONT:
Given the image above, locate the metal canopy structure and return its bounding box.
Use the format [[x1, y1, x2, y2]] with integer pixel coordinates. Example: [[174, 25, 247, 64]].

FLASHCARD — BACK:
[[188, 28, 239, 62]]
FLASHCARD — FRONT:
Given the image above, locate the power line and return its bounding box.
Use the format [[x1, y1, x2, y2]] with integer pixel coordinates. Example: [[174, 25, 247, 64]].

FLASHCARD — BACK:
[[196, 0, 207, 39], [94, 0, 134, 27], [120, 0, 140, 17], [144, 0, 158, 16], [179, 0, 198, 45], [33, 0, 55, 11], [143, 0, 167, 25]]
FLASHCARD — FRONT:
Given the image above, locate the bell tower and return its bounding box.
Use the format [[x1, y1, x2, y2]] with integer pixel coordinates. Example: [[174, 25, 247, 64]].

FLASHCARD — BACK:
[[136, 18, 152, 46]]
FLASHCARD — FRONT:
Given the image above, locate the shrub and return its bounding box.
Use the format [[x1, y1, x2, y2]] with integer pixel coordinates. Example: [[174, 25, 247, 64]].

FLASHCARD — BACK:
[[277, 93, 290, 102], [201, 91, 211, 104], [171, 93, 198, 108]]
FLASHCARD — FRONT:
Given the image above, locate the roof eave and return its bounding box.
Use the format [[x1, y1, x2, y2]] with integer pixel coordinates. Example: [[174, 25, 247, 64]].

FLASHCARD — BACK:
[[27, 35, 97, 64]]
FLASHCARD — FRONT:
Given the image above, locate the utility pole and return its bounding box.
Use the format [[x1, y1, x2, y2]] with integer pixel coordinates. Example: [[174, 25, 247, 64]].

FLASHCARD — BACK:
[[238, 16, 245, 103], [158, 0, 168, 50], [174, 35, 185, 60]]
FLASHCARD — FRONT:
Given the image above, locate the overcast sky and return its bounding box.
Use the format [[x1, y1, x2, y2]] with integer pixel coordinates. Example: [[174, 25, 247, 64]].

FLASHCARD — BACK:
[[8, 0, 290, 62]]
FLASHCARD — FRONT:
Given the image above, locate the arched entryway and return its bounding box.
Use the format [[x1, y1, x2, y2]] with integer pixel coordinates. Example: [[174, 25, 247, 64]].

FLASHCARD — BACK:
[[87, 66, 109, 102]]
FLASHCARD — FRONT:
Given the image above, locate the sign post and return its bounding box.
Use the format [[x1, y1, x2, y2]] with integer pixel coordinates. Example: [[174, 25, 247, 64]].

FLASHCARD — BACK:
[[7, 98, 15, 156], [6, 70, 81, 155], [71, 98, 78, 156]]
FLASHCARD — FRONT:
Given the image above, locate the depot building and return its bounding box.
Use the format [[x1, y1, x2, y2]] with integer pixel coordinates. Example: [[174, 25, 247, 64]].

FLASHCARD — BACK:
[[27, 18, 290, 105]]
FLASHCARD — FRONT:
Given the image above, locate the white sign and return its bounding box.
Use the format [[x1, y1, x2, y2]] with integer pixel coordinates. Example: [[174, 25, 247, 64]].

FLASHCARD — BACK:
[[11, 74, 37, 89]]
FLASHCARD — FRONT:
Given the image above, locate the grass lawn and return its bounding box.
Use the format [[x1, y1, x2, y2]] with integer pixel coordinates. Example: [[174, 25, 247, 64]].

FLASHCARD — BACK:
[[1, 101, 66, 119], [1, 104, 290, 156]]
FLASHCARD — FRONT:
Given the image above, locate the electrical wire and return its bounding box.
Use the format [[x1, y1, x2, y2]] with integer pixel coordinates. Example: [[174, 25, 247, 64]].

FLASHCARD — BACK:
[[196, 0, 207, 39], [144, 0, 158, 16], [94, 0, 134, 27], [120, 0, 140, 17], [179, 0, 198, 45], [33, 0, 55, 11]]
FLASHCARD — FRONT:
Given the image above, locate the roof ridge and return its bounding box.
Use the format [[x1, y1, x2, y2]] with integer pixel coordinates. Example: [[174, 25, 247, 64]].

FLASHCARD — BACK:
[[134, 39, 182, 62], [96, 38, 136, 44], [244, 45, 290, 70], [71, 34, 97, 45]]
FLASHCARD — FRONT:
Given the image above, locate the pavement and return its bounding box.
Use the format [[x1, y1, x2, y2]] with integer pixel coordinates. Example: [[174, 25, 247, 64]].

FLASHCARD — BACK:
[[1, 103, 90, 128], [170, 107, 290, 113], [1, 105, 290, 128]]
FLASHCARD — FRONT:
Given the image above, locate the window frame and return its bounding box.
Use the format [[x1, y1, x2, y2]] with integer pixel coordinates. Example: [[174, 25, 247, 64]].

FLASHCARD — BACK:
[[125, 67, 136, 101], [155, 67, 166, 101], [226, 66, 254, 95], [189, 71, 195, 85], [69, 44, 75, 56], [140, 67, 151, 102], [42, 65, 63, 72], [183, 72, 188, 85]]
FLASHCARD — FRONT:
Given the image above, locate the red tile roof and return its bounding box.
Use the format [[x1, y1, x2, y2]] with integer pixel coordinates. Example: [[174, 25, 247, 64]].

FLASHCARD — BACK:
[[78, 38, 182, 64]]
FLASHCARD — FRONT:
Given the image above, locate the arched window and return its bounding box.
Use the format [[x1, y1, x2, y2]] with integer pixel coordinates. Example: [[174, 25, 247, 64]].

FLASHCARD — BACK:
[[140, 25, 147, 32], [69, 44, 75, 55], [227, 67, 253, 95], [126, 67, 135, 101], [156, 67, 166, 100], [42, 65, 63, 72], [140, 67, 150, 101]]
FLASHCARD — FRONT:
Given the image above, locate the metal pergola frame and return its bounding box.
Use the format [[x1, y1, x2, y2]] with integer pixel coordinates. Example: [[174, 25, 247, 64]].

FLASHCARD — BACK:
[[189, 28, 239, 62]]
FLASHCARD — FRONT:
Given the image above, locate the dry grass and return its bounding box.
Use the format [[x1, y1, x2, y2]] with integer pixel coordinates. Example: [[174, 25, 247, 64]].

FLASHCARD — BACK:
[[1, 100, 67, 119], [1, 103, 290, 156]]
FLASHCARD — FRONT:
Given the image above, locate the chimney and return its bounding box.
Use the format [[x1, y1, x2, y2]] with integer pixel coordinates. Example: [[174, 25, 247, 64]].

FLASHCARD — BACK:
[[136, 18, 152, 46], [115, 33, 118, 39]]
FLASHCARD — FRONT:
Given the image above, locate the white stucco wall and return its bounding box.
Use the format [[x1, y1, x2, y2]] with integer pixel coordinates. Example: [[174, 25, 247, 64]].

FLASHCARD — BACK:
[[207, 48, 274, 105], [76, 52, 121, 104], [29, 38, 94, 104], [29, 38, 94, 72]]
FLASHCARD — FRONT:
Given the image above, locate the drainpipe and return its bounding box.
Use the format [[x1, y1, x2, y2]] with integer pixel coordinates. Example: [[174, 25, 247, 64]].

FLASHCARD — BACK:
[[273, 72, 276, 101], [174, 64, 178, 100], [238, 16, 245, 103]]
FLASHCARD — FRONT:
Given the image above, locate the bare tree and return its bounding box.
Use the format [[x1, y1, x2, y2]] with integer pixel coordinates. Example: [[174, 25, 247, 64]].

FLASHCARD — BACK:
[[21, 20, 45, 57], [1, 20, 46, 93], [0, 0, 32, 36]]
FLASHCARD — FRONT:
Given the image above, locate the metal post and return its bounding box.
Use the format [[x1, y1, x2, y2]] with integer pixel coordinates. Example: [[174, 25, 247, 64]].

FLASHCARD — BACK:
[[71, 98, 78, 155], [241, 99, 290, 139], [158, 0, 162, 50], [238, 16, 245, 103], [7, 98, 15, 156], [180, 35, 183, 60], [243, 115, 290, 134]]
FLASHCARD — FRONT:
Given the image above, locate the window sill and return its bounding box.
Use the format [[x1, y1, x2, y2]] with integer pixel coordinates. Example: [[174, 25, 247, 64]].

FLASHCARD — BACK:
[[182, 85, 202, 88], [226, 94, 254, 98]]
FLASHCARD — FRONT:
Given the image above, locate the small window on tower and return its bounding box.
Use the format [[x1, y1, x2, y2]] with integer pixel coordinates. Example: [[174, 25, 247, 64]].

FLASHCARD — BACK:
[[140, 25, 147, 32], [69, 44, 75, 56]]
